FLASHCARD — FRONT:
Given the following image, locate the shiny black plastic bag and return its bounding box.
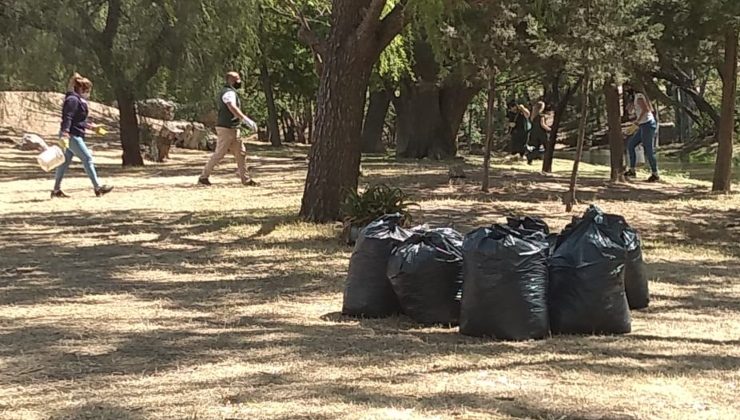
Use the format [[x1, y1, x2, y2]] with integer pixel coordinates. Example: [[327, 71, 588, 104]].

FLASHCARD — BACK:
[[624, 227, 649, 309], [506, 216, 550, 235], [559, 211, 649, 310], [387, 228, 464, 326], [342, 214, 412, 317], [549, 206, 631, 335], [460, 225, 550, 340]]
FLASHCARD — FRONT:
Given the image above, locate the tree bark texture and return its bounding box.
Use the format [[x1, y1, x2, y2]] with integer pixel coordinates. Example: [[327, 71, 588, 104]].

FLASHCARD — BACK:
[[565, 71, 591, 212], [116, 89, 144, 167], [394, 38, 480, 160], [482, 76, 496, 192], [299, 0, 407, 222], [282, 109, 296, 143], [604, 78, 625, 183], [712, 27, 738, 192], [542, 73, 581, 173], [361, 89, 391, 153], [260, 57, 282, 147]]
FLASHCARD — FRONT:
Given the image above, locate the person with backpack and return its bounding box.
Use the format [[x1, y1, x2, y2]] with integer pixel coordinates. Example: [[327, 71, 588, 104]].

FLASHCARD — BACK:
[[526, 101, 551, 165], [624, 85, 660, 182], [198, 71, 259, 186], [507, 100, 531, 158], [51, 73, 113, 198]]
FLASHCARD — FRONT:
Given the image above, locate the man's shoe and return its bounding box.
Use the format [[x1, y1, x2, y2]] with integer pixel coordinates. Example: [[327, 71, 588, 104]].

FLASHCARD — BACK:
[[95, 185, 114, 197], [647, 174, 661, 183], [242, 178, 259, 187], [624, 169, 637, 178], [198, 177, 212, 186], [51, 190, 70, 199]]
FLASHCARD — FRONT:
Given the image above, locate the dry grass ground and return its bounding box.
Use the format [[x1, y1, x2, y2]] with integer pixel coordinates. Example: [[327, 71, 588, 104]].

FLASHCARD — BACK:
[[0, 136, 738, 420]]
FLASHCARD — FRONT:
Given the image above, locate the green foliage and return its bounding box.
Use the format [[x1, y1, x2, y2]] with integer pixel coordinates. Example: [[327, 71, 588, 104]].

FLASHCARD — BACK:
[[3, 0, 259, 105], [525, 0, 661, 83], [340, 184, 417, 227]]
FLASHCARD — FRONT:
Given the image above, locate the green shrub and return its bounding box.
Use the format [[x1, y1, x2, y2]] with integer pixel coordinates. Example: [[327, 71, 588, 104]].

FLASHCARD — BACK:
[[340, 184, 417, 228]]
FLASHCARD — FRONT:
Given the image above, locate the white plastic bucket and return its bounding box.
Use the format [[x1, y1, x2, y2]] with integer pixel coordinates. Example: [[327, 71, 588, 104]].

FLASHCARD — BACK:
[[37, 146, 66, 172], [635, 144, 645, 166]]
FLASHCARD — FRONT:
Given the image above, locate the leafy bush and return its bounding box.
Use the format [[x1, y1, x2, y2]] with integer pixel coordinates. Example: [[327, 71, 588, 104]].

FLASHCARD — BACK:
[[341, 184, 417, 228]]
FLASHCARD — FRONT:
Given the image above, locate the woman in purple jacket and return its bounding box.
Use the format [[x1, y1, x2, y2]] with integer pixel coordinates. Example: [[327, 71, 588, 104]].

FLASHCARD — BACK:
[[52, 73, 113, 198]]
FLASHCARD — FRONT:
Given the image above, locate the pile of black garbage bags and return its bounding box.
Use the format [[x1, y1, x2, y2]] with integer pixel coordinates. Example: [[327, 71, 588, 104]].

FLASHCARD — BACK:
[[341, 205, 650, 340]]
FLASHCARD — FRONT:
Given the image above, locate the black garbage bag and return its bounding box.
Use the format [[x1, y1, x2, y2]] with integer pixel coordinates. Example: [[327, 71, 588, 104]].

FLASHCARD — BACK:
[[459, 224, 550, 340], [624, 227, 649, 309], [342, 214, 413, 317], [549, 206, 631, 335], [387, 228, 464, 326], [560, 213, 649, 310], [507, 216, 550, 235], [507, 216, 557, 256]]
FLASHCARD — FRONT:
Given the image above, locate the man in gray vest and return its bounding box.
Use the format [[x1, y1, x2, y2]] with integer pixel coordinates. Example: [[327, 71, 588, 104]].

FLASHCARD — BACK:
[[198, 71, 259, 186]]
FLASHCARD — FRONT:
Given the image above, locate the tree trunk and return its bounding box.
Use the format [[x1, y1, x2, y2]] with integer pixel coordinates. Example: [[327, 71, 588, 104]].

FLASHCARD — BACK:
[[296, 107, 308, 144], [116, 89, 144, 167], [621, 82, 632, 123], [361, 89, 391, 153], [604, 77, 625, 183], [712, 27, 738, 192], [482, 75, 496, 192], [675, 87, 693, 142], [395, 80, 479, 159], [306, 103, 313, 144], [299, 0, 405, 222], [259, 56, 281, 147], [279, 117, 287, 143], [542, 74, 581, 173], [394, 37, 479, 160], [565, 70, 591, 212], [282, 110, 296, 143]]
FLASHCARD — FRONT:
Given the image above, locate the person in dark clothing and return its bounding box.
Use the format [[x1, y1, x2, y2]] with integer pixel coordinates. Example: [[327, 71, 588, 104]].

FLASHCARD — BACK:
[[526, 101, 551, 165], [52, 73, 113, 198], [507, 100, 531, 158]]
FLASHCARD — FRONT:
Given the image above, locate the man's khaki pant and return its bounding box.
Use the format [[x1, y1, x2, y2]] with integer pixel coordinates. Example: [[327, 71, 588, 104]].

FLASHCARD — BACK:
[[201, 127, 247, 182]]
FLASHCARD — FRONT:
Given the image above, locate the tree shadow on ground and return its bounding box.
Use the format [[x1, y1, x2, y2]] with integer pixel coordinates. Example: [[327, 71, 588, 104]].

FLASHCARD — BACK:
[[48, 402, 148, 420], [2, 144, 738, 418], [0, 208, 347, 309], [4, 299, 738, 389]]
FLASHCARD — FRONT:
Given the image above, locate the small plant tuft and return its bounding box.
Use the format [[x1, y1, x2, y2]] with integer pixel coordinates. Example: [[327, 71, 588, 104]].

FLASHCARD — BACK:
[[340, 184, 417, 229]]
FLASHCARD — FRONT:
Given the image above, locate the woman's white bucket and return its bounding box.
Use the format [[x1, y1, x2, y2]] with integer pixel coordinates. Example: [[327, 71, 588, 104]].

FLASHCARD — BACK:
[[37, 146, 66, 172]]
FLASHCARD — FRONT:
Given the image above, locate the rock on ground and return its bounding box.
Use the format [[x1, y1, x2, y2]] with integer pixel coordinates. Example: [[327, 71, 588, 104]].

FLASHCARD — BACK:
[[138, 99, 177, 121]]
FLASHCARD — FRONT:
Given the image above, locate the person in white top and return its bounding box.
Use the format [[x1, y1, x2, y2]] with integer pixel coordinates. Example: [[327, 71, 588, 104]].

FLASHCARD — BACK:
[[624, 85, 659, 182], [198, 71, 259, 186]]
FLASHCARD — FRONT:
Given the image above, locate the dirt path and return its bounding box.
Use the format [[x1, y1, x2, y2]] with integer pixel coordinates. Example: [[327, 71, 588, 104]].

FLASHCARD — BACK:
[[0, 141, 738, 419]]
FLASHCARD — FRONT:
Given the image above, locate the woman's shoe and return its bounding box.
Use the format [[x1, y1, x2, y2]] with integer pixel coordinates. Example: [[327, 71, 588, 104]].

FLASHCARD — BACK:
[[647, 174, 661, 183], [624, 169, 637, 178], [95, 185, 114, 197], [51, 190, 70, 198]]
